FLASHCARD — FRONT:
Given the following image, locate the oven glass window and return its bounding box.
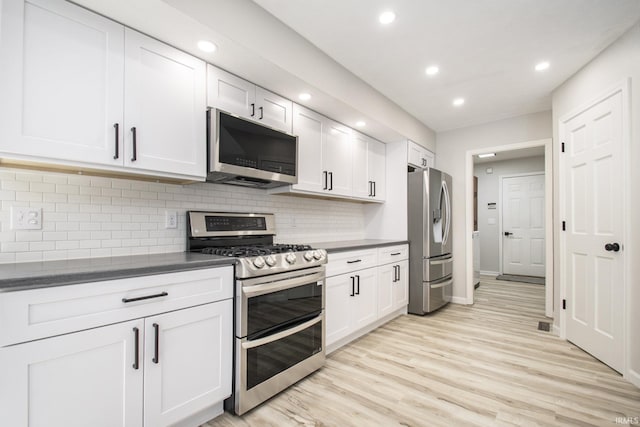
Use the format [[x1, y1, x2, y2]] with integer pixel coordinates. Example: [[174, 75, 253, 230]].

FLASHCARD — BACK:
[[247, 282, 322, 339], [246, 321, 322, 390]]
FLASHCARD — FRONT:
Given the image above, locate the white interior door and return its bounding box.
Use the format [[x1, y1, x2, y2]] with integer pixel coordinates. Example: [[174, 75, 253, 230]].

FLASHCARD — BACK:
[[502, 173, 545, 276], [562, 89, 624, 373]]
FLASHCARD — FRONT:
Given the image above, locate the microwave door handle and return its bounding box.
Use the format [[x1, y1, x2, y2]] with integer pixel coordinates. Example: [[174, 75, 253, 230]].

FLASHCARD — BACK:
[[241, 315, 323, 349]]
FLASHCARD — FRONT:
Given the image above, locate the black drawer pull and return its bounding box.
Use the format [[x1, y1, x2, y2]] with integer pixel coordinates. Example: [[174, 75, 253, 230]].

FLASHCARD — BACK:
[[391, 252, 401, 256], [347, 259, 362, 264], [122, 292, 168, 303]]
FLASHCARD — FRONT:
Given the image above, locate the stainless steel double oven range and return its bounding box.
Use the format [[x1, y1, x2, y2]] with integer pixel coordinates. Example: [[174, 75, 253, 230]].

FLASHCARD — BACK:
[[187, 211, 327, 415]]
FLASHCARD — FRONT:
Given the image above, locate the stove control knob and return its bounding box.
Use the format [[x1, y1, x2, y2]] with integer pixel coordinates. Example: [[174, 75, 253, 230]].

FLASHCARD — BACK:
[[303, 251, 314, 262], [285, 253, 297, 264], [253, 256, 266, 269], [265, 255, 276, 267], [313, 250, 324, 260]]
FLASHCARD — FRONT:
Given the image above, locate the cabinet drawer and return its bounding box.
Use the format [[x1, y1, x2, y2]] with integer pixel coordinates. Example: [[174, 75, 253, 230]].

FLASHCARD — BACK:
[[378, 244, 409, 264], [326, 249, 377, 277], [0, 266, 233, 347]]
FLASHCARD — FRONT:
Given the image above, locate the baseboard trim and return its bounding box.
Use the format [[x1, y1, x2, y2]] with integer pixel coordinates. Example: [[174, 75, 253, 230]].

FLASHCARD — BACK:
[[451, 296, 470, 305], [480, 270, 500, 276], [626, 367, 640, 389], [552, 324, 561, 337]]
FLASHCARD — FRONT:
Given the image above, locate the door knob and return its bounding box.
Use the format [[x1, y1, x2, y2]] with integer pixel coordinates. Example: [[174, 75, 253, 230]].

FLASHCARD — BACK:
[[604, 243, 620, 252], [504, 232, 513, 236]]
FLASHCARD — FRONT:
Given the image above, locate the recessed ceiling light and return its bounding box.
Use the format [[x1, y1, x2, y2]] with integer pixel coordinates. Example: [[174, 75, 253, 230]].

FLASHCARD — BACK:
[[425, 65, 439, 76], [356, 121, 366, 127], [298, 93, 311, 101], [197, 40, 217, 53], [535, 61, 550, 71], [478, 153, 496, 158], [379, 11, 396, 25], [452, 98, 465, 107]]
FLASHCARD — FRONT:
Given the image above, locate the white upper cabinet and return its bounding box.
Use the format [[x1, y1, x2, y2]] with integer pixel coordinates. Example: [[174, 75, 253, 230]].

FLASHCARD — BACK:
[[352, 131, 386, 202], [0, 0, 125, 166], [0, 0, 206, 181], [207, 65, 292, 133], [323, 119, 353, 197], [124, 29, 206, 178], [407, 140, 435, 169], [291, 104, 326, 193]]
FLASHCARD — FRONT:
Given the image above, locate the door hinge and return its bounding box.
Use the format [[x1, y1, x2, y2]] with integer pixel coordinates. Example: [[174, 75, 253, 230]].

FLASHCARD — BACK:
[[561, 142, 565, 153], [562, 299, 566, 310], [562, 221, 566, 231]]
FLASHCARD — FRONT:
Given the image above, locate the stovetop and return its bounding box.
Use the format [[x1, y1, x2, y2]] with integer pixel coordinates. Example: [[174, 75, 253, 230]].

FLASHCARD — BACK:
[[187, 211, 327, 279]]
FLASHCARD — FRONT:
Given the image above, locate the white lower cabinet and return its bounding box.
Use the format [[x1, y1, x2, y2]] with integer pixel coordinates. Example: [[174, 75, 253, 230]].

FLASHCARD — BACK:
[[326, 267, 378, 345], [0, 267, 233, 427], [325, 244, 408, 352]]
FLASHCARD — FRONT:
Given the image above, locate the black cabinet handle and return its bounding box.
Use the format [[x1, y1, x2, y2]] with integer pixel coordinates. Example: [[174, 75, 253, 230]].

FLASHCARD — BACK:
[[323, 171, 328, 190], [259, 106, 263, 119], [392, 265, 397, 282], [504, 232, 513, 236], [350, 276, 355, 297], [132, 327, 140, 370], [372, 181, 376, 197], [368, 181, 373, 197], [113, 123, 119, 159], [122, 291, 168, 304], [329, 172, 333, 190], [391, 252, 401, 256], [152, 323, 160, 364], [396, 265, 401, 282], [250, 103, 255, 117], [355, 275, 360, 295], [130, 127, 137, 161], [605, 243, 620, 252], [347, 259, 362, 264]]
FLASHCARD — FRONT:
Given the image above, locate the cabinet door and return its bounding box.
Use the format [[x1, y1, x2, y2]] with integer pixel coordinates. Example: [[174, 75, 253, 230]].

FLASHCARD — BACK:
[[393, 260, 409, 310], [323, 120, 353, 197], [255, 87, 293, 133], [0, 319, 143, 427], [368, 138, 386, 201], [407, 140, 424, 168], [325, 274, 353, 346], [377, 264, 395, 318], [292, 104, 325, 193], [423, 149, 436, 168], [207, 65, 255, 118], [351, 131, 370, 199], [143, 300, 232, 427], [352, 268, 378, 330], [124, 29, 206, 179], [0, 0, 124, 166]]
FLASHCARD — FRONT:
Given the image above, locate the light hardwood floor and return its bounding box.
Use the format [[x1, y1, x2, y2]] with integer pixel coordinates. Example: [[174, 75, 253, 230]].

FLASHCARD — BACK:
[[203, 277, 640, 426]]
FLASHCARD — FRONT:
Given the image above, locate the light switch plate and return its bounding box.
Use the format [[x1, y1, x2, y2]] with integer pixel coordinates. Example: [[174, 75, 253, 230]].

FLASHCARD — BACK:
[[11, 207, 43, 230]]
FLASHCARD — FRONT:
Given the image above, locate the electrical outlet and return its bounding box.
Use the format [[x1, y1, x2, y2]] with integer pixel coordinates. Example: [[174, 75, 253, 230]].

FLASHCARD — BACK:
[[11, 207, 43, 230], [165, 211, 178, 229]]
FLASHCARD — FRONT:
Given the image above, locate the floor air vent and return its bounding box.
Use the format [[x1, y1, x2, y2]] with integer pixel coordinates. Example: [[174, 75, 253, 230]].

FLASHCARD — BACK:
[[537, 321, 551, 332]]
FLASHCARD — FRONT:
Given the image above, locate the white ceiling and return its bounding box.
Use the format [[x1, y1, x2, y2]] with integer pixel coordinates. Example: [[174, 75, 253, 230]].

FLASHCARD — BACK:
[[253, 0, 640, 132], [473, 146, 545, 164]]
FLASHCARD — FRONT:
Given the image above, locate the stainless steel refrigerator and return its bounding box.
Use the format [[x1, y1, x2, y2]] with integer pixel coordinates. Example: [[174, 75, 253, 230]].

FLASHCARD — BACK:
[[408, 168, 453, 314]]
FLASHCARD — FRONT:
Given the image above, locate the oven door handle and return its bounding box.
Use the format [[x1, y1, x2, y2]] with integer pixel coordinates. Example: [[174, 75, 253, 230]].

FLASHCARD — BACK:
[[241, 314, 323, 349], [242, 271, 325, 298]]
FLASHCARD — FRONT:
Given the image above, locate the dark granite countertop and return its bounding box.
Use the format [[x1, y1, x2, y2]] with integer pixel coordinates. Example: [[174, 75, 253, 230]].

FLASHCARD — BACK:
[[0, 253, 235, 292], [312, 239, 409, 253]]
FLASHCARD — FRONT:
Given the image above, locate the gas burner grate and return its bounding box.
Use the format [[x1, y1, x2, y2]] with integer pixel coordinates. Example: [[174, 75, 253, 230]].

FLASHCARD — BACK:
[[201, 244, 314, 258]]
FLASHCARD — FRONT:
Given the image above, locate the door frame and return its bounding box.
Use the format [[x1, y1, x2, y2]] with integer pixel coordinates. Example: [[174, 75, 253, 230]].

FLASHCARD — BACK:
[[558, 79, 632, 381], [498, 171, 545, 276], [465, 138, 553, 317]]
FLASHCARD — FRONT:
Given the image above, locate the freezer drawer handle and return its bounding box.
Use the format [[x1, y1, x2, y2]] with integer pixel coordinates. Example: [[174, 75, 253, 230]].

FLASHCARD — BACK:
[[431, 279, 453, 289], [122, 292, 168, 304]]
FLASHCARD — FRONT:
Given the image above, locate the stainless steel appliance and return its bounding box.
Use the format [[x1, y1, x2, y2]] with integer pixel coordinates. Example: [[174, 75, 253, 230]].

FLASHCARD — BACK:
[[207, 109, 298, 188], [408, 168, 453, 314], [187, 211, 326, 415]]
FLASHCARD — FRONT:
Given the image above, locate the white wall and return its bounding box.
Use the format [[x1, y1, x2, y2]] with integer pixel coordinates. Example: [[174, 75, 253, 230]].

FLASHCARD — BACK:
[[551, 22, 640, 386], [474, 156, 545, 273], [0, 167, 367, 263], [435, 111, 552, 300]]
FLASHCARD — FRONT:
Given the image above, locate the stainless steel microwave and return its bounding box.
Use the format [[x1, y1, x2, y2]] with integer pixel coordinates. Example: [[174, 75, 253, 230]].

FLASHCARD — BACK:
[[207, 109, 298, 188]]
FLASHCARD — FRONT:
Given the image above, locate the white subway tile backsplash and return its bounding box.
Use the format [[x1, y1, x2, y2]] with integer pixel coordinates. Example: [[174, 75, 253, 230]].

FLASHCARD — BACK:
[[0, 166, 366, 263]]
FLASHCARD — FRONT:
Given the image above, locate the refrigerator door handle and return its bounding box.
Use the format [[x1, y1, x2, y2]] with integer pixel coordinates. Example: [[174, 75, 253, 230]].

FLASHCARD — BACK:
[[442, 179, 451, 246]]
